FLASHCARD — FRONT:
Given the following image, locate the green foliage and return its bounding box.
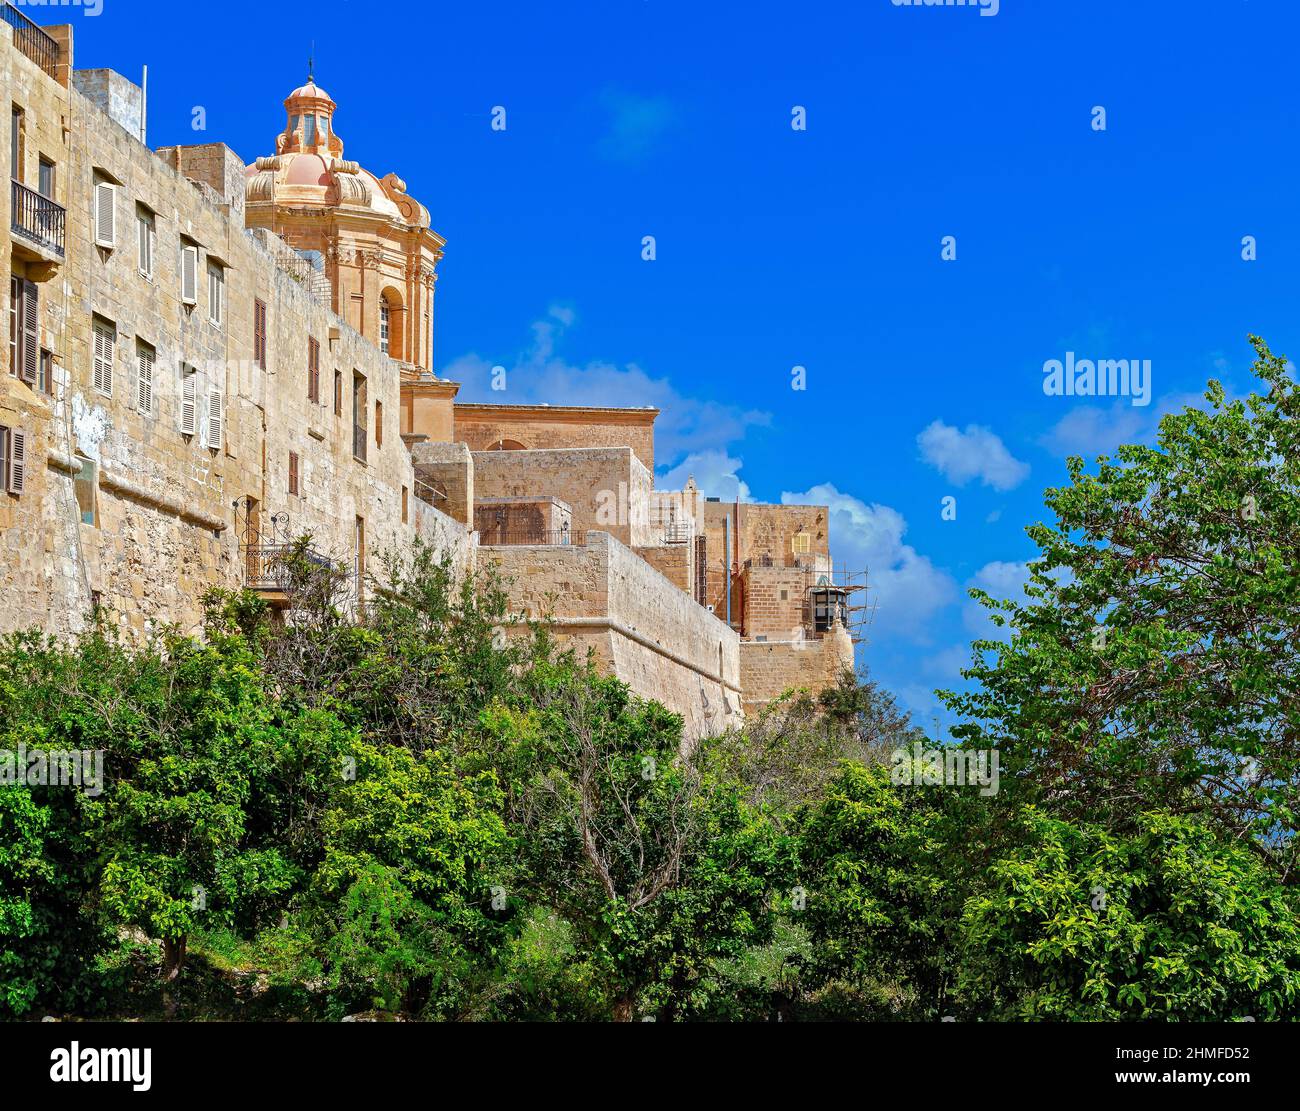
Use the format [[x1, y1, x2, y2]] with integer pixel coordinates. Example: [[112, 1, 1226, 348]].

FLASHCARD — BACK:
[[945, 337, 1300, 871], [5, 347, 1300, 1023], [487, 660, 789, 1019], [961, 809, 1300, 1020], [305, 742, 509, 1017], [793, 760, 977, 1019]]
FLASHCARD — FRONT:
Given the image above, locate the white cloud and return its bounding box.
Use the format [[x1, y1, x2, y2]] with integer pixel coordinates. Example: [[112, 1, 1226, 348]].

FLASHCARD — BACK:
[[443, 307, 771, 464], [1039, 390, 1218, 458], [917, 420, 1030, 491], [781, 483, 957, 643], [658, 450, 751, 502], [1038, 402, 1147, 458]]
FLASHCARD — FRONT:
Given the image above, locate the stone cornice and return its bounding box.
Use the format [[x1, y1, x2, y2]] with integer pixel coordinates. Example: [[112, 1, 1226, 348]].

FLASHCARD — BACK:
[[454, 403, 659, 425]]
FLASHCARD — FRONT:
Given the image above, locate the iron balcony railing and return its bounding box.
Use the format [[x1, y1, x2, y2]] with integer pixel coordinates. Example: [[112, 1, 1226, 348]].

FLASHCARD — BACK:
[[11, 179, 64, 256], [281, 249, 332, 305], [413, 477, 444, 507], [244, 544, 334, 592], [480, 529, 572, 547], [1, 4, 58, 79]]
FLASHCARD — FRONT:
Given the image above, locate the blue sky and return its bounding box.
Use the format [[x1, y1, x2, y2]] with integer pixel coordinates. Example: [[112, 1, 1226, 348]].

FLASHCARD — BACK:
[[63, 0, 1300, 729]]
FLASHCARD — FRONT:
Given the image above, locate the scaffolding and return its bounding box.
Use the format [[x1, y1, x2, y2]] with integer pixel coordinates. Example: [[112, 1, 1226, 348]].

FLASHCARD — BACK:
[[803, 566, 873, 645]]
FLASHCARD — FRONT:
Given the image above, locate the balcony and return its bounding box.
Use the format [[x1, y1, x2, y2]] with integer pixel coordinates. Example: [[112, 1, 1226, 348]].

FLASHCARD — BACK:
[[281, 249, 332, 306], [244, 543, 334, 606], [1, 4, 58, 80], [480, 528, 572, 547], [12, 179, 65, 259]]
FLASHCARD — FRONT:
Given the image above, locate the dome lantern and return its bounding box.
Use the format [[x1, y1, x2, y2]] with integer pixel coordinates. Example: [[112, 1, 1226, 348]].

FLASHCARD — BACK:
[[280, 79, 338, 158]]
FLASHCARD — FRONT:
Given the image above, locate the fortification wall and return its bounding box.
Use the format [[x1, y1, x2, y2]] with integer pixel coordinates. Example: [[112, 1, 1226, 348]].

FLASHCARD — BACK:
[[739, 626, 855, 715], [484, 531, 741, 737]]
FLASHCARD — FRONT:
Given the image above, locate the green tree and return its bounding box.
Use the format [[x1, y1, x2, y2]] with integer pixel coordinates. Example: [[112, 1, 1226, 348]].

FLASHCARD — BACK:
[[946, 337, 1300, 875], [794, 760, 981, 1019], [305, 740, 510, 1017], [960, 808, 1300, 1019], [486, 660, 787, 1020]]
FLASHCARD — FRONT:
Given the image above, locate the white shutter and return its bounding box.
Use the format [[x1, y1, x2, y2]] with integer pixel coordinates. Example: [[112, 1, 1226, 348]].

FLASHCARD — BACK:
[[208, 265, 224, 325], [138, 214, 154, 277], [94, 182, 116, 248], [92, 321, 114, 396], [181, 245, 198, 304], [206, 386, 223, 448], [136, 345, 154, 415], [6, 428, 25, 494], [180, 369, 197, 435]]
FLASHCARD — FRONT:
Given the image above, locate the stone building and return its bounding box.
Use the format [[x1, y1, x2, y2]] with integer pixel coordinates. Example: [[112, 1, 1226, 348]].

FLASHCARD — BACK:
[[0, 11, 859, 738]]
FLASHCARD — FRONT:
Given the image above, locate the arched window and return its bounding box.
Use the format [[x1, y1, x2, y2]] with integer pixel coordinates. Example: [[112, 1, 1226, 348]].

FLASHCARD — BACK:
[[378, 288, 405, 361], [489, 438, 526, 451]]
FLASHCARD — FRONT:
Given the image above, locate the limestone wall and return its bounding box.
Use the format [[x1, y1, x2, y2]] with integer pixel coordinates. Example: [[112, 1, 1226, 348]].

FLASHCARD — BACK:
[[473, 447, 650, 548], [635, 543, 691, 594], [739, 626, 855, 715], [455, 403, 657, 470], [701, 501, 833, 620], [739, 563, 808, 639], [485, 531, 742, 737], [409, 438, 473, 526], [0, 32, 473, 640]]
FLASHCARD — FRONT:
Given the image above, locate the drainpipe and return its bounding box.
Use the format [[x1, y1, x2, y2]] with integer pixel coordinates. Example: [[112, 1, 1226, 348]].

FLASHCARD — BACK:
[[734, 496, 742, 633], [723, 514, 731, 629]]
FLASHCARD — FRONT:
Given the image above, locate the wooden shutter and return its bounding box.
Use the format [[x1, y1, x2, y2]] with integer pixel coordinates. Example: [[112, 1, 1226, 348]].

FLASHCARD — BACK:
[[9, 277, 18, 377], [136, 345, 154, 414], [181, 245, 198, 304], [94, 182, 116, 248], [6, 427, 25, 494], [254, 300, 267, 369], [92, 321, 114, 396], [180, 369, 197, 435], [308, 337, 320, 402], [288, 451, 299, 496], [207, 386, 223, 448], [19, 281, 37, 386]]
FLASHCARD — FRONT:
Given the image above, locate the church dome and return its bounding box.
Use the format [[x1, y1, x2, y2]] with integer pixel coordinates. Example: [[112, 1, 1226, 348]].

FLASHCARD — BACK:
[[243, 78, 429, 228], [287, 80, 332, 104]]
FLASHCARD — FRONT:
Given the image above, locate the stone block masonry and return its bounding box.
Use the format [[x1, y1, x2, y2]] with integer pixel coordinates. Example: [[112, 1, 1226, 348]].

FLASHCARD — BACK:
[[0, 26, 473, 639], [739, 626, 856, 718], [485, 531, 742, 738]]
